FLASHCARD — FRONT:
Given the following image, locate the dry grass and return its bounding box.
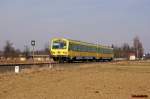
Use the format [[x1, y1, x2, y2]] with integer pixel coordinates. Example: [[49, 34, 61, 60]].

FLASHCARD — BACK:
[[0, 60, 150, 99]]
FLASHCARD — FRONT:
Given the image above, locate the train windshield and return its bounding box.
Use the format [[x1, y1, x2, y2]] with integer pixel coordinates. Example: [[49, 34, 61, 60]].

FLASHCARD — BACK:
[[52, 41, 67, 49]]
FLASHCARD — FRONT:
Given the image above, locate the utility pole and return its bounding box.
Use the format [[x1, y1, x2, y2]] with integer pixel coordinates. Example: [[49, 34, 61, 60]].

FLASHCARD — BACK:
[[137, 49, 139, 59], [31, 40, 36, 62]]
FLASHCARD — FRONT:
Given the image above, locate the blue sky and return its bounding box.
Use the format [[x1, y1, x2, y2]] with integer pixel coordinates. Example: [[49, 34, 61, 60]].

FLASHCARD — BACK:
[[0, 0, 150, 52]]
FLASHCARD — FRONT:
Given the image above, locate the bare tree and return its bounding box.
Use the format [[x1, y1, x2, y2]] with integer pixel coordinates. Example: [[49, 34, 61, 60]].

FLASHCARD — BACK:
[[3, 41, 21, 58], [3, 41, 15, 58], [122, 43, 130, 51], [138, 42, 144, 58], [112, 36, 144, 59], [113, 43, 135, 58], [23, 45, 30, 59], [133, 36, 144, 58], [122, 43, 130, 58], [111, 44, 114, 48], [44, 43, 50, 55], [113, 46, 124, 58]]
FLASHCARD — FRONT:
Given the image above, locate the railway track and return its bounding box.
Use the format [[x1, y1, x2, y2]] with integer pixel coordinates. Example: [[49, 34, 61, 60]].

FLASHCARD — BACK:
[[0, 61, 55, 73], [0, 61, 110, 66], [0, 60, 116, 73], [0, 62, 54, 66]]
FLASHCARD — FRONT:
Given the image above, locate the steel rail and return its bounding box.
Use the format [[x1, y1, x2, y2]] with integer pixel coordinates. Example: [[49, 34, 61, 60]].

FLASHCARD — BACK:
[[0, 62, 56, 66]]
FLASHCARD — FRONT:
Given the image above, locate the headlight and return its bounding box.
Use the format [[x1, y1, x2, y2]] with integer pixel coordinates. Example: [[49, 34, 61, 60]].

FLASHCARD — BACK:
[[63, 52, 67, 54], [51, 51, 55, 54]]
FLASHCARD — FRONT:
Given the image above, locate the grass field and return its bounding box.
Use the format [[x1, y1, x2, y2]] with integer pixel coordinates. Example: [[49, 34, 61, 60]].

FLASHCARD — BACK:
[[0, 60, 150, 99]]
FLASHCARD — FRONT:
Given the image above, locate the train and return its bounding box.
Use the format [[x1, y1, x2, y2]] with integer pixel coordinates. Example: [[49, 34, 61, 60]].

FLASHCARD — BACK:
[[50, 38, 114, 62]]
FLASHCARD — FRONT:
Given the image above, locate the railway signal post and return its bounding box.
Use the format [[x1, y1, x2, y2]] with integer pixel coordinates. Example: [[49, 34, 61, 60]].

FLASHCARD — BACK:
[[31, 40, 36, 62]]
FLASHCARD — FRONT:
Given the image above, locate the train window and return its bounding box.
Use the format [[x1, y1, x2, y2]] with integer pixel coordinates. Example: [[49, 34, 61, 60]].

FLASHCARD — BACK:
[[100, 48, 102, 53], [85, 46, 87, 52], [102, 48, 104, 53], [73, 45, 77, 51], [92, 47, 94, 52], [98, 48, 101, 53], [52, 41, 66, 49], [85, 46, 88, 52], [69, 43, 77, 51], [69, 44, 80, 51], [79, 45, 82, 51], [81, 45, 84, 51], [82, 45, 85, 52], [88, 46, 91, 52], [81, 45, 84, 52], [77, 45, 79, 51], [69, 43, 73, 50], [82, 45, 84, 51], [75, 44, 79, 51]]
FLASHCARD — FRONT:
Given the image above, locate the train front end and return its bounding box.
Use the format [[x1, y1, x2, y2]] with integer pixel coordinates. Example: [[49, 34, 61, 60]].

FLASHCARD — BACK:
[[50, 38, 69, 62]]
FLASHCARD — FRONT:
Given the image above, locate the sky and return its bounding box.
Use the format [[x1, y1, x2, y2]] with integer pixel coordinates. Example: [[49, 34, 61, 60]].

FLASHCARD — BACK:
[[0, 0, 150, 52]]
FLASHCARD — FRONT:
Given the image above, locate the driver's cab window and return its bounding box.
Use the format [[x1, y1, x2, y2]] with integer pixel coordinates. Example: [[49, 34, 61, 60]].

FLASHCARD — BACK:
[[52, 40, 67, 49]]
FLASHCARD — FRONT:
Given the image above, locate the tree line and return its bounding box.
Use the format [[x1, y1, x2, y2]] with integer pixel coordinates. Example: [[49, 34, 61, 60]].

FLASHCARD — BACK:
[[0, 41, 50, 59], [113, 36, 144, 58]]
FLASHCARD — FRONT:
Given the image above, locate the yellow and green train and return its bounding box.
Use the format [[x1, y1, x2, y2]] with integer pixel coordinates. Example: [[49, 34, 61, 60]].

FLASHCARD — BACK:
[[50, 38, 114, 62]]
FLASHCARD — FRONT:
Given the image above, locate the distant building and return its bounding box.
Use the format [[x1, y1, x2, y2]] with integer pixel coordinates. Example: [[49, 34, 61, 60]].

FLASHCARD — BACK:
[[128, 53, 136, 60]]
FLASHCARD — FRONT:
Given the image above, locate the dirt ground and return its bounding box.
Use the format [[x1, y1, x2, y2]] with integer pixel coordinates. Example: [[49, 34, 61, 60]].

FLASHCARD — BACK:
[[0, 61, 150, 99]]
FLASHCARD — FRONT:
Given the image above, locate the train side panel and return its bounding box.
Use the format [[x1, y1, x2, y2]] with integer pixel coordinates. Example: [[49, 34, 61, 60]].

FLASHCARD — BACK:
[[67, 40, 113, 61]]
